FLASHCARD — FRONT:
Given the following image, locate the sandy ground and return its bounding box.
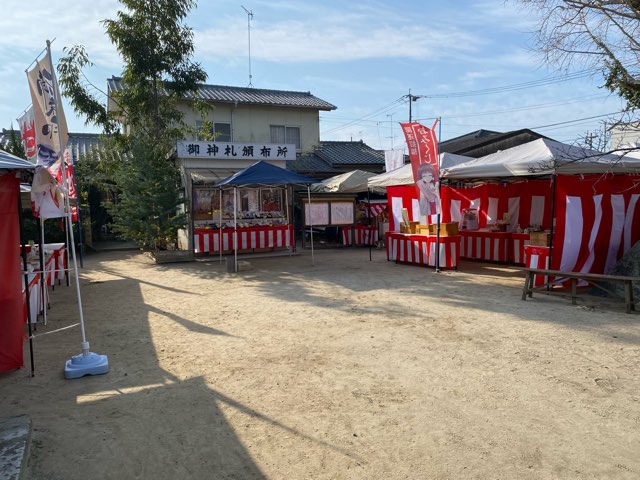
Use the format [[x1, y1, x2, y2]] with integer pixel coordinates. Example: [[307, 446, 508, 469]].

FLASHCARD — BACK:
[[1, 247, 640, 479]]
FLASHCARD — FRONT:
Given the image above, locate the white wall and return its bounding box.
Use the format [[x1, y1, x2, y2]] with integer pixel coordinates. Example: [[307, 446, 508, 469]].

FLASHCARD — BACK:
[[178, 101, 320, 153]]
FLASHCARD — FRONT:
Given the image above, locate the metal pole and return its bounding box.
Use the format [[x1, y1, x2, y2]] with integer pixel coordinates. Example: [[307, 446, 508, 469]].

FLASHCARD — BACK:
[[233, 186, 238, 273], [69, 150, 84, 268], [307, 186, 314, 265], [367, 190, 372, 261], [219, 188, 223, 263], [435, 117, 442, 273], [285, 186, 291, 255], [548, 174, 557, 275], [48, 40, 90, 355], [18, 192, 35, 377], [39, 217, 47, 324]]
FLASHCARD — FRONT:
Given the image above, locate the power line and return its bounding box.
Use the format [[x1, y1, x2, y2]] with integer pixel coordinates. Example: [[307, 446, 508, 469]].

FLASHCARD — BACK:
[[414, 69, 598, 99], [321, 96, 405, 135]]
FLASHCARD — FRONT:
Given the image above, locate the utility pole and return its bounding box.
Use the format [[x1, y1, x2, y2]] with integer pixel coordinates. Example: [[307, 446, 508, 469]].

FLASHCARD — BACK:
[[407, 89, 423, 122], [241, 5, 254, 87]]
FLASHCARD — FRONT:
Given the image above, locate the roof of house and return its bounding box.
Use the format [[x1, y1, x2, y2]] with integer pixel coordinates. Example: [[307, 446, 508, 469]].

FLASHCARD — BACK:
[[0, 130, 104, 162], [107, 76, 337, 111], [287, 141, 386, 179], [440, 129, 551, 158]]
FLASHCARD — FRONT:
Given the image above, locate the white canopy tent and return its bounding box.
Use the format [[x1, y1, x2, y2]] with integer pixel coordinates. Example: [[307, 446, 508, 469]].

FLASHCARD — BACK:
[[440, 138, 640, 180], [367, 152, 474, 191], [310, 169, 375, 194]]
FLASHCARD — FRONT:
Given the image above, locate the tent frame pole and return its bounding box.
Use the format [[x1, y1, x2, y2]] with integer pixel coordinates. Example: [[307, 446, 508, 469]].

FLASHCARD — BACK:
[[547, 174, 557, 287], [18, 191, 35, 377], [367, 190, 372, 261], [435, 117, 443, 272], [219, 188, 223, 263], [285, 186, 291, 255], [234, 186, 238, 273], [307, 186, 314, 265], [39, 217, 47, 324]]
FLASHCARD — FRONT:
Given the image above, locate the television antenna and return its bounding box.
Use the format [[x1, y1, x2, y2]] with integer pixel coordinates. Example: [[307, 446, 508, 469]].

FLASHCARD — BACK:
[[241, 5, 254, 87]]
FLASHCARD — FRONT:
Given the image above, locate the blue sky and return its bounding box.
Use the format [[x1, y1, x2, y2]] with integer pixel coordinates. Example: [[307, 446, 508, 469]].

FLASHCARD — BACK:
[[0, 0, 625, 151]]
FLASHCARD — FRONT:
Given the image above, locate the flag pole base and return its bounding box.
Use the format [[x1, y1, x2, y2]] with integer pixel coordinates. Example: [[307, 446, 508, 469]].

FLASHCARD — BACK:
[[64, 352, 109, 379]]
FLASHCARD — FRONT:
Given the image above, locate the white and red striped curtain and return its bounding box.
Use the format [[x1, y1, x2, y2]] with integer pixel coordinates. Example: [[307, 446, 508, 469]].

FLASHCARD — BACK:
[[553, 174, 640, 274], [440, 181, 553, 230], [387, 175, 640, 274]]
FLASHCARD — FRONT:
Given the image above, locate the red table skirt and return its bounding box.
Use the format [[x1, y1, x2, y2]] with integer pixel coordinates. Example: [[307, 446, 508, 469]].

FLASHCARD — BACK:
[[459, 231, 510, 263], [510, 233, 530, 265], [194, 225, 293, 254], [524, 245, 551, 286], [459, 231, 532, 264], [386, 233, 460, 269], [341, 225, 377, 246]]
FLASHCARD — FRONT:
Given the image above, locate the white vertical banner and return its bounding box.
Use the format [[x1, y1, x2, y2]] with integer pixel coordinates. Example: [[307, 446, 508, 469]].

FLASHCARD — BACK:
[[604, 195, 626, 274], [487, 197, 498, 224], [384, 149, 404, 172], [530, 196, 545, 227], [579, 195, 603, 274], [27, 50, 69, 169], [508, 197, 520, 231], [559, 196, 583, 272], [391, 197, 403, 232], [450, 199, 462, 223]]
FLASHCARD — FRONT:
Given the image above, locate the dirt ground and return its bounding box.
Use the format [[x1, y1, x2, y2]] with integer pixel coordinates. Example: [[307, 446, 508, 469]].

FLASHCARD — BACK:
[[1, 247, 640, 479]]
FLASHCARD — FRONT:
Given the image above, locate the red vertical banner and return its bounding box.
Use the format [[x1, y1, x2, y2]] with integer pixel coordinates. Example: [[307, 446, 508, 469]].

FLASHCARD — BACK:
[[0, 174, 24, 372], [400, 120, 440, 217]]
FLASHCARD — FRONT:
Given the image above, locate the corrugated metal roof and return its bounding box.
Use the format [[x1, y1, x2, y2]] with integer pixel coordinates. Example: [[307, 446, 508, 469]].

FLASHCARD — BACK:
[[107, 76, 336, 111]]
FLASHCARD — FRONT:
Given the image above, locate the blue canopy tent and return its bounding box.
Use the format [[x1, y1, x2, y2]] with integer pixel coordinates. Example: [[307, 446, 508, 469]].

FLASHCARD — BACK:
[[215, 161, 317, 271]]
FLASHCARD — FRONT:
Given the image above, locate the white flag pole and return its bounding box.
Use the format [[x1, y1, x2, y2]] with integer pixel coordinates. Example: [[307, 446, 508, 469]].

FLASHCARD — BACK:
[[43, 40, 108, 378]]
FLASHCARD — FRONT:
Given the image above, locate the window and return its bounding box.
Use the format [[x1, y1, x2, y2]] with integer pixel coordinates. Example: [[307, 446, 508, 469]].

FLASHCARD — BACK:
[[195, 121, 232, 142], [213, 123, 231, 142], [270, 125, 301, 150]]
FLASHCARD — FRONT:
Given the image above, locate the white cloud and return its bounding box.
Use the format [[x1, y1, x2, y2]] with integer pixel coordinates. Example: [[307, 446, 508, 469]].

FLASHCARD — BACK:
[[0, 0, 121, 66], [196, 20, 481, 63]]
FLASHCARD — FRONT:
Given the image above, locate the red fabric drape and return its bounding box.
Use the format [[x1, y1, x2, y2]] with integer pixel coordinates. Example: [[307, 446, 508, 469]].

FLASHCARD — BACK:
[[552, 174, 640, 273], [0, 173, 24, 372]]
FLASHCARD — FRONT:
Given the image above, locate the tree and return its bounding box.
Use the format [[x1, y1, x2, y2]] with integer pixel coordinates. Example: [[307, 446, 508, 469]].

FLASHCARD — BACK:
[[1, 126, 26, 158], [517, 0, 640, 147], [57, 0, 207, 250]]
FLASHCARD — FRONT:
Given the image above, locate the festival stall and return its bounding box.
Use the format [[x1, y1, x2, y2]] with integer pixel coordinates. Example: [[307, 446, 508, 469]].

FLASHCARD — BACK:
[[367, 152, 473, 269], [211, 161, 316, 271], [438, 138, 640, 273], [310, 170, 384, 247], [0, 151, 35, 373]]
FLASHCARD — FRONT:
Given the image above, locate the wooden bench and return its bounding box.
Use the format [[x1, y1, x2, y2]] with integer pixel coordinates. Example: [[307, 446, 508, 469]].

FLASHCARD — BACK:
[[521, 268, 640, 314]]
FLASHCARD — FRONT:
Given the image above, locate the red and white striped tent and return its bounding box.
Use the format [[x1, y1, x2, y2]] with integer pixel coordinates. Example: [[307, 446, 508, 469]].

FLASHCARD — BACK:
[[438, 138, 640, 274]]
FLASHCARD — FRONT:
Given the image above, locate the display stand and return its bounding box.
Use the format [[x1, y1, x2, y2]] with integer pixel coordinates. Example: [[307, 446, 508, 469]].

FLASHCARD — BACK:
[[385, 232, 460, 269], [524, 245, 551, 287]]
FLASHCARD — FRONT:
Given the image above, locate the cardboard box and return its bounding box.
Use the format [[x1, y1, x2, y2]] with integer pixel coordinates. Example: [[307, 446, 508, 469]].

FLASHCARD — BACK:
[[427, 222, 459, 236], [529, 231, 551, 246]]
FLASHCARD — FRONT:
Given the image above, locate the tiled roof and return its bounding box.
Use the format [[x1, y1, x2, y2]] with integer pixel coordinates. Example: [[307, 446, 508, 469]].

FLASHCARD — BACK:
[[314, 141, 385, 166], [107, 76, 337, 111], [287, 153, 339, 179], [287, 141, 385, 179], [440, 129, 551, 158], [0, 130, 104, 162]]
